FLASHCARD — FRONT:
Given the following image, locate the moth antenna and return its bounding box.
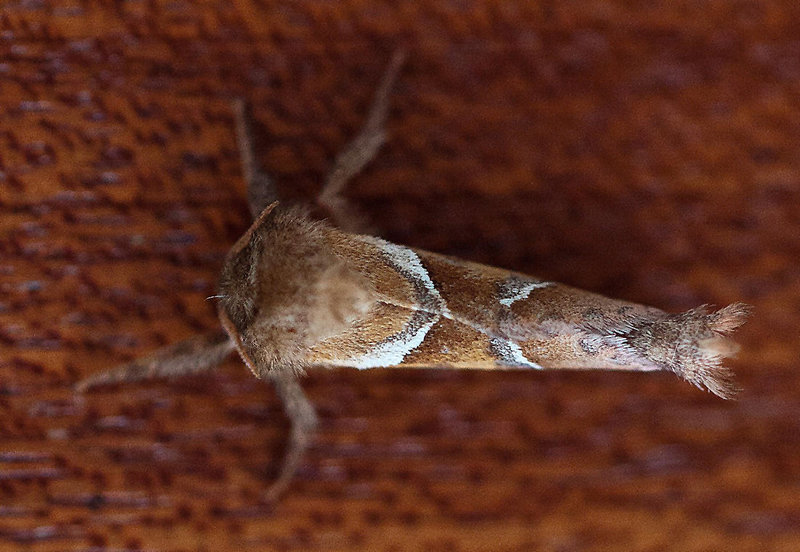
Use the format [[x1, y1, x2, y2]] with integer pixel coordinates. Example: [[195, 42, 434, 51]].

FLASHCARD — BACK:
[[75, 332, 233, 392], [318, 48, 406, 232], [231, 98, 280, 219]]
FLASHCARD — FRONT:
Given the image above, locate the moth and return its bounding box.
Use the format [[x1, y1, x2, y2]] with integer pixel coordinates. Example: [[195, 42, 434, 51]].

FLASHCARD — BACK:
[[77, 51, 750, 501]]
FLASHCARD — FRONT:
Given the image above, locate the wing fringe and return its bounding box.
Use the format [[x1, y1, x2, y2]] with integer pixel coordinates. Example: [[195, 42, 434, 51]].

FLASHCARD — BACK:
[[627, 303, 751, 399]]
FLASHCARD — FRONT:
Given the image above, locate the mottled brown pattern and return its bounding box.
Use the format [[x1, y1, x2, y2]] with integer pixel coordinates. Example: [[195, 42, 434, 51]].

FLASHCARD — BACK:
[[2, 1, 799, 551]]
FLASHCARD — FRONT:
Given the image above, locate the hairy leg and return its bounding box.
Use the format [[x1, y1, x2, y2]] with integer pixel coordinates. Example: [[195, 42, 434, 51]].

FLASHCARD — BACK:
[[317, 50, 406, 232], [263, 371, 319, 502], [75, 332, 233, 392], [232, 98, 280, 219]]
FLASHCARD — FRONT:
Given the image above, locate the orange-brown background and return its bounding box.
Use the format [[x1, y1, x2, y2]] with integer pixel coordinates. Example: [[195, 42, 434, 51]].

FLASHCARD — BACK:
[[2, 2, 798, 551]]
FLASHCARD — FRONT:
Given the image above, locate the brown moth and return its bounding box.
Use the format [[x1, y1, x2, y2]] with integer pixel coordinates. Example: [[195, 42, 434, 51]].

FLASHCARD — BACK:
[[77, 51, 750, 501]]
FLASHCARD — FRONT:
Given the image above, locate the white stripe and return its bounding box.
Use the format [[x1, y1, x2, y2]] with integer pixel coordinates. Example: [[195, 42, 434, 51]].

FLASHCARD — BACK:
[[348, 312, 439, 369], [503, 340, 541, 369], [498, 281, 552, 306], [490, 337, 542, 369], [364, 237, 449, 314], [347, 239, 448, 369], [346, 238, 545, 370]]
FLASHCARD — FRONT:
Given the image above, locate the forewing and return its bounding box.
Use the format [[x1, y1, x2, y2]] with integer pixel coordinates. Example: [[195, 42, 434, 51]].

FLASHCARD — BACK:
[[307, 232, 555, 370]]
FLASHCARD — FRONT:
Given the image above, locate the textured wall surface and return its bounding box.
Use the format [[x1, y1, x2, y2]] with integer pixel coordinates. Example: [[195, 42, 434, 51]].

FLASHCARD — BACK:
[[2, 2, 799, 551]]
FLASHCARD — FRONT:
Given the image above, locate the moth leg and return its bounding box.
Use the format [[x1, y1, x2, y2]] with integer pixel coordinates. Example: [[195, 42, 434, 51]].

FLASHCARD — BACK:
[[75, 331, 233, 392], [318, 50, 406, 232], [232, 98, 280, 219], [263, 371, 319, 502]]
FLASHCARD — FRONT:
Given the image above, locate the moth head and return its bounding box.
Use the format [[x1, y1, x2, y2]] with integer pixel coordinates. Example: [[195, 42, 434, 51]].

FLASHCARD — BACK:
[[216, 201, 375, 378], [217, 201, 278, 334]]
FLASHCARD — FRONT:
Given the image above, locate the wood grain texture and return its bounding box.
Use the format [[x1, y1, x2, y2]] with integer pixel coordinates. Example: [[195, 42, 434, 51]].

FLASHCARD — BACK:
[[1, 2, 798, 551]]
